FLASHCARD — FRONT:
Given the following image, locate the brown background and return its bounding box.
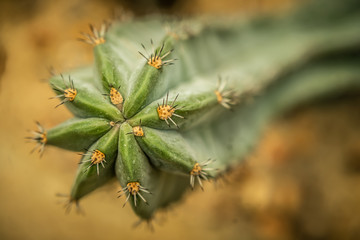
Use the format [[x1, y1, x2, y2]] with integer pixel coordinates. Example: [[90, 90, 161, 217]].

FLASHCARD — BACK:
[[1, 0, 360, 239]]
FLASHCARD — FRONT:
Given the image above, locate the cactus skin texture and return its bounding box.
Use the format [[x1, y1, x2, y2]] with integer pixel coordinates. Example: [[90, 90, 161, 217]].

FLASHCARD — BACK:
[[28, 0, 360, 220]]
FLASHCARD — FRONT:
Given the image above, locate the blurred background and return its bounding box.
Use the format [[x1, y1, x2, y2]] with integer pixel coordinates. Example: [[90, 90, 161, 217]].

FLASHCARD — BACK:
[[1, 0, 360, 239]]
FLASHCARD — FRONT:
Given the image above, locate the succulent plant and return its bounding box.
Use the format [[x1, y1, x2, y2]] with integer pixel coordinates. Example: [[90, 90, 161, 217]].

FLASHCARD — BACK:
[[28, 0, 360, 221]]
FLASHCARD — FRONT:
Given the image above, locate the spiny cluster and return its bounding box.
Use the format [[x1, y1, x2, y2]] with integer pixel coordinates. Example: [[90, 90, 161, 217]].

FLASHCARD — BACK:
[[215, 77, 240, 109], [156, 93, 184, 128], [78, 23, 109, 46], [50, 75, 77, 108], [139, 39, 176, 69], [118, 182, 151, 207], [81, 149, 107, 175]]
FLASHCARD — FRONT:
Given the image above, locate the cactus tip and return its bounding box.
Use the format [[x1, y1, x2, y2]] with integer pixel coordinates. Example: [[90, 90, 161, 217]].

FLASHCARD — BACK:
[[26, 121, 47, 156], [78, 23, 109, 46], [215, 76, 239, 109], [190, 159, 216, 190], [118, 182, 151, 207], [109, 87, 123, 105], [50, 75, 77, 108], [81, 149, 107, 175], [139, 40, 175, 69], [157, 93, 184, 128], [103, 85, 123, 106], [127, 120, 144, 136], [132, 125, 144, 137]]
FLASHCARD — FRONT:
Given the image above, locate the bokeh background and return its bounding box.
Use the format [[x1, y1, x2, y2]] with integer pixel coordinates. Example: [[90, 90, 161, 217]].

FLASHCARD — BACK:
[[1, 0, 360, 239]]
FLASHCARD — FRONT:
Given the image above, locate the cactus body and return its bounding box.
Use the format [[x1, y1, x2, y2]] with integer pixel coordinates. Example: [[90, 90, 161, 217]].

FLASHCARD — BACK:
[[29, 0, 360, 220]]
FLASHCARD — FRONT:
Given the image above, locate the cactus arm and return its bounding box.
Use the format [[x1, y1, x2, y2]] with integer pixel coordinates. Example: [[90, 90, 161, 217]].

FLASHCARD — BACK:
[[70, 125, 119, 201], [50, 72, 124, 121], [122, 36, 175, 118], [46, 117, 112, 151], [135, 127, 201, 175], [127, 81, 227, 130], [116, 122, 190, 219], [116, 122, 157, 218], [116, 123, 152, 190]]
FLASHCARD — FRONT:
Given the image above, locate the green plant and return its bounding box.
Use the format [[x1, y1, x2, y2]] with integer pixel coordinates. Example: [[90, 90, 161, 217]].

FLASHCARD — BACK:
[[28, 0, 360, 221]]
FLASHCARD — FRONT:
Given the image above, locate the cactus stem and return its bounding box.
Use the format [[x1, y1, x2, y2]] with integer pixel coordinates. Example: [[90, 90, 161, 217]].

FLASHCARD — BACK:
[[190, 159, 215, 190], [78, 23, 108, 46], [139, 40, 174, 69], [117, 182, 151, 207], [81, 150, 107, 175], [26, 121, 47, 156], [157, 93, 183, 128], [50, 75, 77, 108]]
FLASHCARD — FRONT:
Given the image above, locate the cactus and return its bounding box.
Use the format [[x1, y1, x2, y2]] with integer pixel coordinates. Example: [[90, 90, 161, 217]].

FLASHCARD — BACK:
[[28, 0, 360, 221]]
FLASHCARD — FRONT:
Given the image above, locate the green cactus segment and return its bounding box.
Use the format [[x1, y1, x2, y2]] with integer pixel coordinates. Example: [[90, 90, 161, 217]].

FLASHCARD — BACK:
[[116, 123, 190, 219], [93, 44, 128, 95], [128, 82, 229, 130], [50, 73, 124, 121], [116, 122, 152, 186], [46, 118, 112, 151], [122, 64, 161, 118], [70, 125, 119, 201], [122, 36, 175, 119], [116, 122, 154, 218], [135, 127, 197, 175]]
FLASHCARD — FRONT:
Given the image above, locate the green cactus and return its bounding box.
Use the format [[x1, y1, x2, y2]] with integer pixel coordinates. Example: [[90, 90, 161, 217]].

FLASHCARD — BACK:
[[28, 0, 360, 221]]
